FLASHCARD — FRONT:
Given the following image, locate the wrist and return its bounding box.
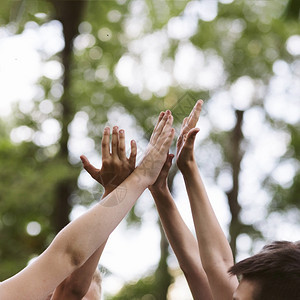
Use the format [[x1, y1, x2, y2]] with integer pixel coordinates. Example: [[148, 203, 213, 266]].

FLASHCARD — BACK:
[[150, 188, 175, 209], [149, 184, 169, 195], [178, 159, 198, 174], [132, 167, 153, 188]]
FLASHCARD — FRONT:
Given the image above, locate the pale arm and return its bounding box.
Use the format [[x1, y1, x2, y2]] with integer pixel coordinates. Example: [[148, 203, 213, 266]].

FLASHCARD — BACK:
[[0, 174, 146, 300], [0, 112, 174, 300], [51, 127, 137, 300], [50, 244, 106, 300]]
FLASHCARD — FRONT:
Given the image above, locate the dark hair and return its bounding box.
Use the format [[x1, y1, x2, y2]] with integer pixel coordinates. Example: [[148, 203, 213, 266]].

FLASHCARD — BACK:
[[229, 241, 300, 300]]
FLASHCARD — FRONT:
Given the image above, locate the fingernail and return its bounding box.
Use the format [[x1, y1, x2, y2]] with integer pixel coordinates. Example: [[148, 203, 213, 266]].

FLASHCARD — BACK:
[[119, 129, 124, 134]]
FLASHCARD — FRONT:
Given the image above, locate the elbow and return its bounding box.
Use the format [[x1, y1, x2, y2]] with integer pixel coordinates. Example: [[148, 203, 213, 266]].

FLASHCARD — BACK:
[[50, 232, 87, 271], [202, 258, 234, 278], [179, 261, 203, 279]]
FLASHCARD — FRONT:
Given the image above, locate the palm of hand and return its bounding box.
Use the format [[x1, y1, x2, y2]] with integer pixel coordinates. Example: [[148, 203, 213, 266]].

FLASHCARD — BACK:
[[176, 131, 195, 170], [150, 153, 174, 190]]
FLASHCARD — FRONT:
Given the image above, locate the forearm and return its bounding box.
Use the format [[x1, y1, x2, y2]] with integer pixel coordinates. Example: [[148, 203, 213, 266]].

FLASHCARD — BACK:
[[150, 187, 212, 300], [51, 185, 113, 300], [151, 187, 203, 272], [50, 170, 148, 274], [182, 162, 238, 298]]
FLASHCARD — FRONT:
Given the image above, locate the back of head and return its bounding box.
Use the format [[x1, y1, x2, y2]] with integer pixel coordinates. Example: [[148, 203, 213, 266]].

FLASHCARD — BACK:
[[92, 267, 102, 294], [229, 241, 300, 300], [83, 268, 102, 300]]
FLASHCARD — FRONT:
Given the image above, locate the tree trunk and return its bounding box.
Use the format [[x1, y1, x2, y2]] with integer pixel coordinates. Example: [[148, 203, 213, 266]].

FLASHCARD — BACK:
[[226, 110, 244, 259], [48, 0, 87, 232], [153, 164, 178, 299]]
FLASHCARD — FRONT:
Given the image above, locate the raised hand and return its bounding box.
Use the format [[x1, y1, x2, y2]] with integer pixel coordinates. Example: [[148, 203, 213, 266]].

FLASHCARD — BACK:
[[0, 115, 172, 300], [80, 126, 137, 195], [149, 153, 174, 192], [176, 100, 203, 171], [136, 110, 175, 186]]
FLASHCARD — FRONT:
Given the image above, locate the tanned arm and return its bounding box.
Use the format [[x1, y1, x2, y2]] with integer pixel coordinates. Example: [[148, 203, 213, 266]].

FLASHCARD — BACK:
[[149, 152, 213, 300], [177, 101, 239, 300]]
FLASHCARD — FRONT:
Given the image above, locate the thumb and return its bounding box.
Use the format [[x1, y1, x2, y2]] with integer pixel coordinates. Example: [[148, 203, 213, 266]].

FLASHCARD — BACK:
[[80, 155, 99, 179], [185, 128, 200, 147], [167, 153, 174, 167], [161, 153, 174, 174]]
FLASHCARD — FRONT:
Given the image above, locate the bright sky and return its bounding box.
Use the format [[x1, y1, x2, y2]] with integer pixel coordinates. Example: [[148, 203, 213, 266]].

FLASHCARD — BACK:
[[1, 1, 300, 298]]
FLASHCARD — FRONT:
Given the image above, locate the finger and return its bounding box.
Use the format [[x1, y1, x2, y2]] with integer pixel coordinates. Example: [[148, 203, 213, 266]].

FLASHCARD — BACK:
[[165, 153, 174, 171], [118, 129, 126, 160], [186, 100, 203, 129], [129, 140, 137, 167], [102, 127, 110, 160], [180, 117, 188, 133], [168, 153, 175, 163], [176, 134, 183, 151], [160, 127, 175, 154], [184, 128, 200, 148], [159, 153, 174, 178], [153, 112, 165, 133], [177, 117, 189, 149], [150, 111, 165, 144], [80, 155, 100, 180], [156, 114, 173, 148], [151, 110, 171, 145], [111, 126, 119, 158]]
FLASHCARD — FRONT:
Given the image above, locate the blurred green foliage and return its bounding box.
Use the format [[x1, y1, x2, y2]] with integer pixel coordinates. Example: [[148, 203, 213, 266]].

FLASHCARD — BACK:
[[0, 0, 299, 298]]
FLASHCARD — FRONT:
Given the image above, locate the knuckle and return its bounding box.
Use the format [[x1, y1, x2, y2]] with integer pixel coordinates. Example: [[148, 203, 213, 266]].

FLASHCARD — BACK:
[[102, 159, 111, 167]]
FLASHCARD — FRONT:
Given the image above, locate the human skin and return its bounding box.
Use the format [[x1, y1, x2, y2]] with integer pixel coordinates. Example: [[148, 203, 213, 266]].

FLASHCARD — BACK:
[[176, 100, 239, 299], [149, 154, 213, 300], [50, 126, 137, 300], [0, 111, 174, 300], [83, 108, 213, 299], [149, 107, 213, 300], [233, 279, 258, 300]]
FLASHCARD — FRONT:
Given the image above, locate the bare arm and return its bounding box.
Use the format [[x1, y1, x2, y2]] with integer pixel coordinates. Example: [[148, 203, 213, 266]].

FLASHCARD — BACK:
[[0, 111, 174, 300], [51, 126, 137, 300], [50, 244, 106, 300], [177, 100, 238, 300], [149, 153, 213, 300]]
